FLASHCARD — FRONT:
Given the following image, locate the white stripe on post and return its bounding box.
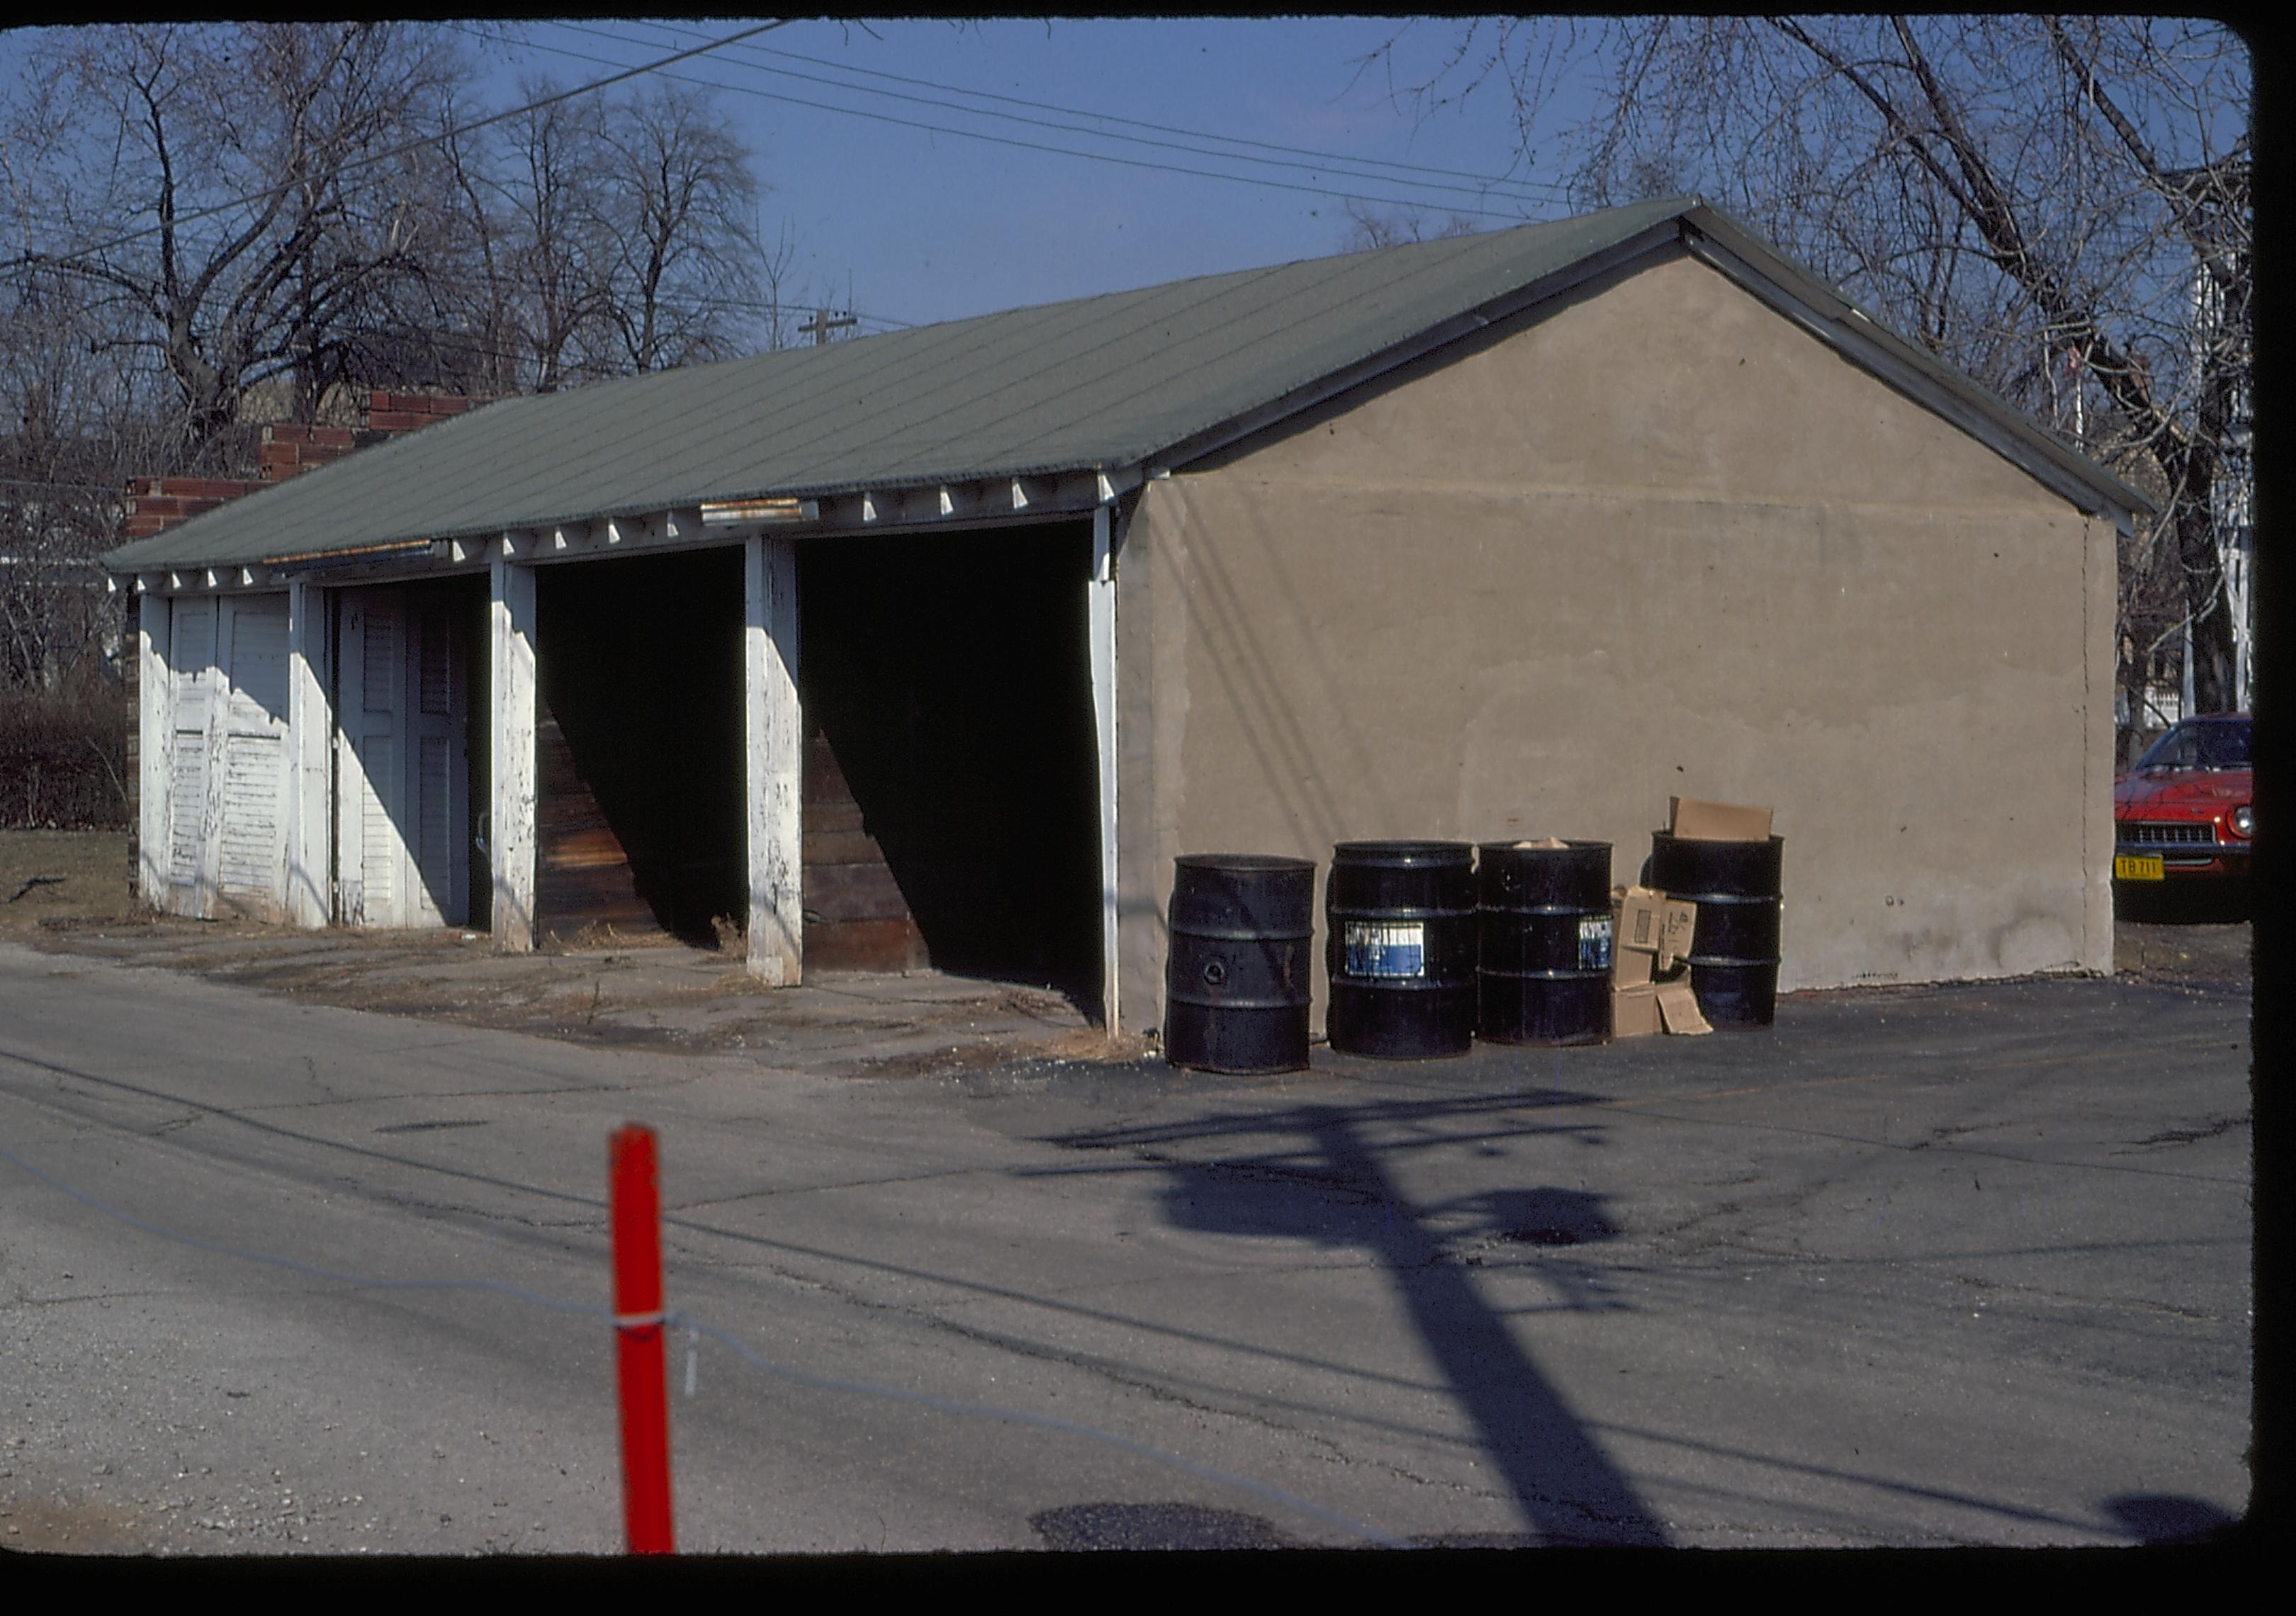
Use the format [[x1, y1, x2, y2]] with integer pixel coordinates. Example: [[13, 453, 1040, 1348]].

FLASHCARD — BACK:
[[745, 534, 803, 985], [490, 554, 538, 950], [1090, 504, 1120, 1036]]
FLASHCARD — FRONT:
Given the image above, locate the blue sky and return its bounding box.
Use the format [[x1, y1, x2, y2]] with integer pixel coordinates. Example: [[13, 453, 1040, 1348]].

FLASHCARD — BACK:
[[474, 17, 1578, 333]]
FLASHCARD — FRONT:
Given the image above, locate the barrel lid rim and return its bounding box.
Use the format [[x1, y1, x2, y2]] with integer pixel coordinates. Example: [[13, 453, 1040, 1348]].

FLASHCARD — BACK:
[[1475, 838, 1611, 855], [1332, 839, 1475, 863], [1175, 853, 1318, 872], [1650, 831, 1786, 847]]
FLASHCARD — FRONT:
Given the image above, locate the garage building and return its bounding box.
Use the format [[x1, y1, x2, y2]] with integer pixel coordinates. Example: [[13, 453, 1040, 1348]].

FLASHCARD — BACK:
[[101, 196, 2149, 1034]]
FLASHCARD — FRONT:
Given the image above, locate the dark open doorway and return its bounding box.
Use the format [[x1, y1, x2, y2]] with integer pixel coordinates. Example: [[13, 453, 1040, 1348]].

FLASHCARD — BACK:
[[532, 546, 745, 946], [801, 524, 1102, 1008]]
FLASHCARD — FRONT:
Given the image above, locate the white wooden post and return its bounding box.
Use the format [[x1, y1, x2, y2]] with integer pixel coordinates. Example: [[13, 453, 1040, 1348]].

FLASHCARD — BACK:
[[135, 592, 171, 910], [1090, 503, 1120, 1036], [744, 534, 803, 984], [490, 554, 538, 950], [284, 583, 332, 927]]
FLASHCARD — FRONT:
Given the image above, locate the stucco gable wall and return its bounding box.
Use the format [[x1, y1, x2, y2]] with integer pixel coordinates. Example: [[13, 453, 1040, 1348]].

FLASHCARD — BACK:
[[1227, 246, 2071, 515], [1116, 249, 2114, 1036]]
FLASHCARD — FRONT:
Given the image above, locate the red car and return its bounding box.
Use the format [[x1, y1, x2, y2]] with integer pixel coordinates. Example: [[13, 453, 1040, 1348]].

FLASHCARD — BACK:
[[2113, 714, 2253, 886]]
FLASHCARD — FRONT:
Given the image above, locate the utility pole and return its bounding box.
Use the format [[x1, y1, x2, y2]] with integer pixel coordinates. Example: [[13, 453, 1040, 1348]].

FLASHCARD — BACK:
[[800, 309, 857, 347]]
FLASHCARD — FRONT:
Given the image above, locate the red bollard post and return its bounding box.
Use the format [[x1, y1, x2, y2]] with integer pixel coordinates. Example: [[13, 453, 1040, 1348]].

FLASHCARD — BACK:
[[609, 1123, 675, 1554]]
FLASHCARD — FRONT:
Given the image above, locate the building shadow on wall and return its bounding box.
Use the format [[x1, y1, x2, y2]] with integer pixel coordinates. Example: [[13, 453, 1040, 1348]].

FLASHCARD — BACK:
[[1042, 1090, 1668, 1546]]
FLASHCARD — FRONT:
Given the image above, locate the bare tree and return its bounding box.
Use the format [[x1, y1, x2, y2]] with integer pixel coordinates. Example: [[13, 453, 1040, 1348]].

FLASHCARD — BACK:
[[597, 82, 766, 374], [448, 80, 622, 393], [0, 254, 170, 689], [5, 23, 471, 466], [1364, 16, 2252, 724], [1340, 198, 1482, 252]]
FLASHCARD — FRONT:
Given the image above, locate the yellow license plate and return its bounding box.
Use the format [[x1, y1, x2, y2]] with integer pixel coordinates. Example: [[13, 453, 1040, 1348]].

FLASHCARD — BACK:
[[2115, 854, 2165, 881]]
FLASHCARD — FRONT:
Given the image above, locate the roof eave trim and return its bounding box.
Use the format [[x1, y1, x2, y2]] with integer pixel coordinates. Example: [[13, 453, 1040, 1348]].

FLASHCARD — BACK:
[[1679, 209, 2151, 536], [1149, 214, 1692, 475]]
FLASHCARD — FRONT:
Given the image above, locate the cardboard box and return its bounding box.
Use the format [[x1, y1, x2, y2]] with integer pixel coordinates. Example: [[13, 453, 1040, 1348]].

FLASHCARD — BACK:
[[1655, 979, 1713, 1035], [1611, 983, 1661, 1038], [1659, 896, 1697, 965], [1669, 795, 1774, 843], [1613, 885, 1696, 981], [1615, 885, 1665, 951]]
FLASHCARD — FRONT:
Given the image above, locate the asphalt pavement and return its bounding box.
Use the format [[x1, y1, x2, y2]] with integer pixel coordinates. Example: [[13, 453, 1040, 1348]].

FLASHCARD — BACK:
[[0, 940, 2251, 1554]]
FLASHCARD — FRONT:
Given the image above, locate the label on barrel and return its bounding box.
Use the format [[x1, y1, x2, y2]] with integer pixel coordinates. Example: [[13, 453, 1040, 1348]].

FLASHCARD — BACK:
[[1578, 915, 1614, 971], [1343, 921, 1425, 979]]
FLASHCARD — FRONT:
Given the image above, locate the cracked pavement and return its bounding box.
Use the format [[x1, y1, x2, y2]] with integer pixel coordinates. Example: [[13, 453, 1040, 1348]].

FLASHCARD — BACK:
[[0, 934, 2252, 1553]]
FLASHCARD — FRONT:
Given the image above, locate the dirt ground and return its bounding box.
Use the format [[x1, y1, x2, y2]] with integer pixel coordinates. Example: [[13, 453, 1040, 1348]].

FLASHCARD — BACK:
[[0, 830, 2251, 1066], [0, 830, 1111, 1077]]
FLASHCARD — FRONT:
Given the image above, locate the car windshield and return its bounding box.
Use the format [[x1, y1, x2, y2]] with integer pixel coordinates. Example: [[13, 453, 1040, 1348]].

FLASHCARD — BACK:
[[2135, 718, 2251, 771]]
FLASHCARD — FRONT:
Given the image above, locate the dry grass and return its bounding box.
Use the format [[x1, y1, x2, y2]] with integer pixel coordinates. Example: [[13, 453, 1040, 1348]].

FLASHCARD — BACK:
[[541, 919, 688, 955], [0, 829, 137, 936]]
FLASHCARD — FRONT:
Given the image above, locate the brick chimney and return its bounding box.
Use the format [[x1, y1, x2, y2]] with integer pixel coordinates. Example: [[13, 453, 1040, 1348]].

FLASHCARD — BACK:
[[124, 386, 493, 540]]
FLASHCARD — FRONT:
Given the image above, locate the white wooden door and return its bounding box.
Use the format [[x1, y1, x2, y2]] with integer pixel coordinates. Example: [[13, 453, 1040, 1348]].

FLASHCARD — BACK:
[[164, 597, 220, 916], [337, 588, 468, 927], [214, 595, 292, 919]]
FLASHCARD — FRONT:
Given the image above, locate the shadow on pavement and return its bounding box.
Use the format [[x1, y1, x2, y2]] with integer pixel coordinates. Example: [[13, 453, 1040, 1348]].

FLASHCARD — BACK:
[[1050, 1089, 1667, 1546], [2102, 1493, 2241, 1544]]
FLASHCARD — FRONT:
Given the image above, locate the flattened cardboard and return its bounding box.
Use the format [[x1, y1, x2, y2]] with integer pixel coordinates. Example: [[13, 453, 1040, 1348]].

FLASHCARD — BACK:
[[1669, 795, 1774, 842], [1611, 984, 1660, 1039], [1655, 980, 1713, 1035]]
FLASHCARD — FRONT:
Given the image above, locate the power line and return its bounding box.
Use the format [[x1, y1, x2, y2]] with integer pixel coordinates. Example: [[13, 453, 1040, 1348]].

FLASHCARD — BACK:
[[5, 20, 796, 279], [558, 18, 1568, 208], [477, 26, 1546, 225], [734, 33, 1569, 197]]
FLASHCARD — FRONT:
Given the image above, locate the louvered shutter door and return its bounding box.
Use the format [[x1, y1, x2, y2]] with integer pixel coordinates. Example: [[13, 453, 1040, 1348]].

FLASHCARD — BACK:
[[216, 596, 292, 917]]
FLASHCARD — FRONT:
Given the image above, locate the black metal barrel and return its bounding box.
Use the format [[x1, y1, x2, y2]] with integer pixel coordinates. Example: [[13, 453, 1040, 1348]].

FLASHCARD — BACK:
[[1325, 841, 1478, 1060], [1649, 832, 1784, 1027], [1477, 841, 1614, 1045], [1164, 854, 1317, 1074]]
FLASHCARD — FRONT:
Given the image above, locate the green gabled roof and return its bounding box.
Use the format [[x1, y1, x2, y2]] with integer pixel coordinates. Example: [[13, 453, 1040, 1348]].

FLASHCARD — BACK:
[[102, 195, 2147, 573]]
